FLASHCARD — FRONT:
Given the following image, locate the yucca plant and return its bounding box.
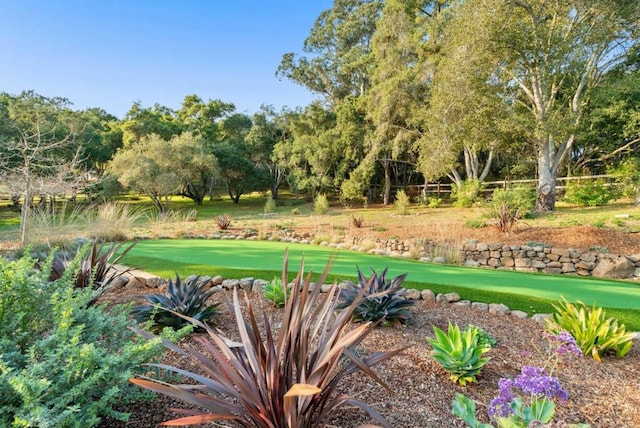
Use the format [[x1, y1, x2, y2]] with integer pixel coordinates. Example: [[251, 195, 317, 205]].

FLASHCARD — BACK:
[[336, 267, 415, 325], [429, 323, 492, 386], [545, 298, 634, 362], [263, 276, 288, 307], [130, 252, 409, 427], [131, 274, 219, 333]]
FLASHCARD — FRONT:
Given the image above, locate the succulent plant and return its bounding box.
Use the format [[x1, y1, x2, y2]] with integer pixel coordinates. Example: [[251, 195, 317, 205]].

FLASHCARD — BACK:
[[131, 274, 219, 333], [545, 298, 634, 362], [262, 276, 288, 307], [429, 323, 492, 385], [336, 267, 415, 325]]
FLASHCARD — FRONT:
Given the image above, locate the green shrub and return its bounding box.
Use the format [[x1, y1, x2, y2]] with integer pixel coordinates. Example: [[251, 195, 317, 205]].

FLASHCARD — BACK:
[[452, 180, 484, 208], [394, 189, 411, 215], [130, 252, 407, 427], [264, 195, 276, 214], [428, 323, 492, 385], [465, 218, 487, 229], [263, 277, 288, 307], [563, 180, 618, 207], [336, 267, 415, 325], [545, 298, 634, 362], [0, 253, 177, 427], [314, 193, 329, 214], [131, 274, 219, 333], [609, 157, 640, 204], [486, 186, 536, 233], [427, 197, 443, 208]]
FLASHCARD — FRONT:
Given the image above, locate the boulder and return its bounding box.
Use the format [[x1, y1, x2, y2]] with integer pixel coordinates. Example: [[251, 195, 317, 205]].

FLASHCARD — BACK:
[[420, 289, 436, 301], [488, 303, 510, 315], [592, 255, 635, 279]]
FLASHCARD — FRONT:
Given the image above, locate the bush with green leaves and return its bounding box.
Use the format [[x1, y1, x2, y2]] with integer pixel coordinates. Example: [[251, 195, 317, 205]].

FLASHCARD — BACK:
[[131, 274, 219, 333], [486, 186, 536, 233], [336, 267, 415, 325], [394, 189, 411, 215], [428, 323, 492, 385], [130, 253, 408, 427], [452, 179, 485, 207], [314, 193, 329, 214], [563, 180, 618, 207], [609, 157, 640, 205], [262, 276, 288, 307], [545, 298, 634, 362], [0, 253, 178, 427], [264, 195, 277, 214]]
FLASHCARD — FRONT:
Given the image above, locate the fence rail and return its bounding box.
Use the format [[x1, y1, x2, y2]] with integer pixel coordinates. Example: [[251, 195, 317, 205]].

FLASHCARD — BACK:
[[402, 174, 617, 197]]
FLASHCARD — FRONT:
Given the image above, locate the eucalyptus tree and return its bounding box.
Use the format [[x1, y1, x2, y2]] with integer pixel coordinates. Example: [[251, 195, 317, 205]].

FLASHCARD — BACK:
[[277, 0, 383, 103], [363, 0, 444, 204], [417, 0, 512, 188], [455, 0, 640, 212], [272, 102, 339, 195], [246, 105, 291, 199], [574, 51, 640, 174]]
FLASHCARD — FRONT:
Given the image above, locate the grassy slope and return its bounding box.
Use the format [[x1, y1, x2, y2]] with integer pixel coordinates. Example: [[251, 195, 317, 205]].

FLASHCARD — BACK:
[[123, 239, 640, 330]]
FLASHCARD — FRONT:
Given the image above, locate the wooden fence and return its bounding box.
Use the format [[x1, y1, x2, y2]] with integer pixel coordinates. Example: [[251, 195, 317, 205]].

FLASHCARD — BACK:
[[402, 174, 617, 198]]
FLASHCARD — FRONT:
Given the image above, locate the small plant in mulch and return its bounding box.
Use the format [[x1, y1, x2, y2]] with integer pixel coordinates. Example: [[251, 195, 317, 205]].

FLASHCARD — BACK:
[[215, 213, 232, 230], [351, 215, 365, 228]]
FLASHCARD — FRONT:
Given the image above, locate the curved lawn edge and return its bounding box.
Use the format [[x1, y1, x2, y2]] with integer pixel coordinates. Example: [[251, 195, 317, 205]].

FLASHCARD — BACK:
[[122, 239, 640, 329]]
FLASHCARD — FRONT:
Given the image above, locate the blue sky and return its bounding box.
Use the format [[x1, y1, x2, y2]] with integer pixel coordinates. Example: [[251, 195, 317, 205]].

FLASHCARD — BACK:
[[0, 1, 332, 118]]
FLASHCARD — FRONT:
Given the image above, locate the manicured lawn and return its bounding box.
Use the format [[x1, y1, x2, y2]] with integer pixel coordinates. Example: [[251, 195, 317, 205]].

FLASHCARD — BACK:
[[123, 239, 640, 330]]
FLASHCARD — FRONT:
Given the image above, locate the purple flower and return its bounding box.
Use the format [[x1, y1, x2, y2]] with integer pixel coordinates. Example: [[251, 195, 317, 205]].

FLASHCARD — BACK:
[[548, 331, 583, 359], [515, 366, 569, 401], [487, 366, 569, 422]]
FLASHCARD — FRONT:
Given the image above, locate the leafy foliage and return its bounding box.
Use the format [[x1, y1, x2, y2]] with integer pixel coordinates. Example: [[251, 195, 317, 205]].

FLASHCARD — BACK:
[[314, 193, 329, 214], [262, 276, 288, 307], [0, 253, 176, 427], [131, 274, 219, 333], [452, 180, 485, 208], [394, 190, 411, 215], [429, 323, 492, 385], [563, 180, 618, 207], [545, 298, 634, 362], [336, 267, 415, 325], [130, 252, 408, 427], [487, 186, 536, 233]]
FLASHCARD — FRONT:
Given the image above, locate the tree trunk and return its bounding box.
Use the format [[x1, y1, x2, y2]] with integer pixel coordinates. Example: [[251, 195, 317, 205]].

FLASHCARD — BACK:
[[382, 160, 392, 205], [535, 154, 556, 213]]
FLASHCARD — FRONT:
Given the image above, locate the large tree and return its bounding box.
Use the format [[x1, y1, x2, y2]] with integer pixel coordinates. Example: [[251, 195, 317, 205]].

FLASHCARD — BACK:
[[456, 0, 640, 212], [108, 132, 215, 211], [0, 91, 82, 245], [277, 0, 383, 103]]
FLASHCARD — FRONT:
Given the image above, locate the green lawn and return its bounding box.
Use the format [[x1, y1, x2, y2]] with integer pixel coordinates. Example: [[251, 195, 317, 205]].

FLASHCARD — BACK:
[[123, 239, 640, 330]]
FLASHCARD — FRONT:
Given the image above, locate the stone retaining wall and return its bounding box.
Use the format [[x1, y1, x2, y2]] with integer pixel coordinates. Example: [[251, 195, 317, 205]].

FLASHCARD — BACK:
[[461, 242, 640, 280]]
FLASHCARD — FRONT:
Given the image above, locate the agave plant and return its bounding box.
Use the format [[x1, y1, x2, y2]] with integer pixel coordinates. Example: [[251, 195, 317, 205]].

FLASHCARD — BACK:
[[130, 252, 409, 427], [130, 274, 219, 333], [545, 298, 634, 362], [336, 267, 415, 325], [429, 323, 492, 386]]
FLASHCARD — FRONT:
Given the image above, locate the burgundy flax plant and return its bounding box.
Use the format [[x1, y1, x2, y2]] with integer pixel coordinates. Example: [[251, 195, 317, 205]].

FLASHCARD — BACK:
[[130, 252, 409, 427]]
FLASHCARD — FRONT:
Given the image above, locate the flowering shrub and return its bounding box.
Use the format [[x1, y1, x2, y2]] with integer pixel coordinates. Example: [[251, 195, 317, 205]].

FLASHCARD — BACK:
[[452, 331, 588, 427]]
